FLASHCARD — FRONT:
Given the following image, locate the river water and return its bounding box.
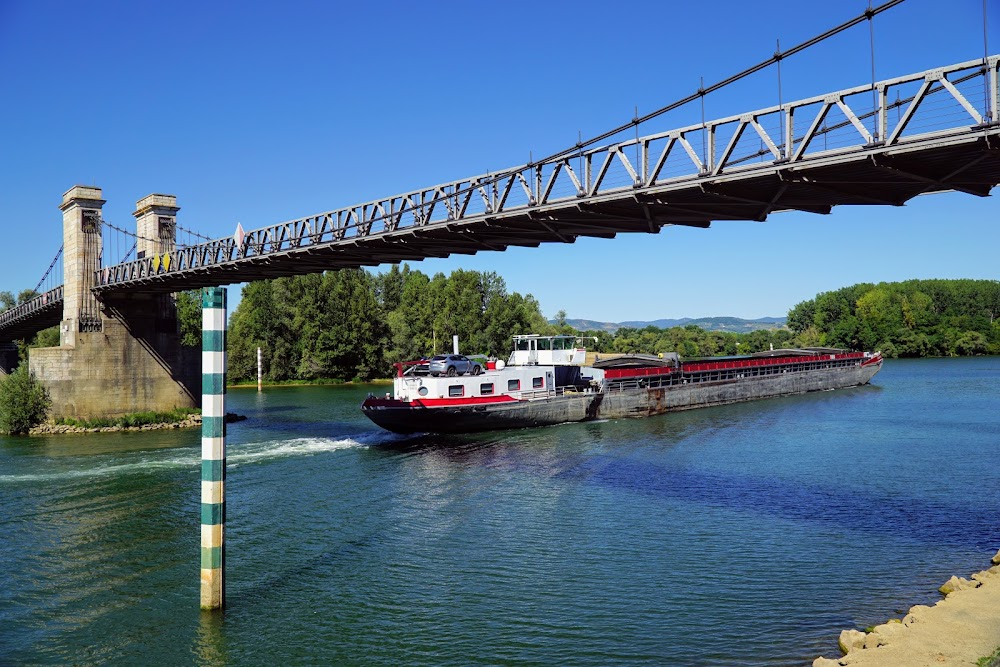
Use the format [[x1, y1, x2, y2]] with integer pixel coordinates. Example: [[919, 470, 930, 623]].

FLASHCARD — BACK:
[[1, 357, 998, 666]]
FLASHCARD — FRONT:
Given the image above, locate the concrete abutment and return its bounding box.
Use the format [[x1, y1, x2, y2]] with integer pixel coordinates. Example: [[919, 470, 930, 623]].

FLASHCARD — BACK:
[[27, 186, 199, 420]]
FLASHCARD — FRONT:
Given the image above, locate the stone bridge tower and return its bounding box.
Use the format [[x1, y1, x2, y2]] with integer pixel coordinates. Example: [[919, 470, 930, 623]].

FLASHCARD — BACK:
[[28, 186, 199, 420]]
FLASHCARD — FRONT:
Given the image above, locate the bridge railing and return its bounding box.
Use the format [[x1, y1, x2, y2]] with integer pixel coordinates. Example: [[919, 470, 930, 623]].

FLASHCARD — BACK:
[[93, 55, 999, 289], [0, 285, 64, 329]]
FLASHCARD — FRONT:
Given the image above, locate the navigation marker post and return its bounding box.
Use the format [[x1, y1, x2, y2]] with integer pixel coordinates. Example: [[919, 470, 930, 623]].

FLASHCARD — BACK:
[[200, 287, 227, 610]]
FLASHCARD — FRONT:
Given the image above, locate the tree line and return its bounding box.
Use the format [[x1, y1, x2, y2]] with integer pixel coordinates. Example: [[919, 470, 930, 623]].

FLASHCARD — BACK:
[[3, 275, 998, 384], [786, 279, 1000, 357], [225, 265, 550, 382]]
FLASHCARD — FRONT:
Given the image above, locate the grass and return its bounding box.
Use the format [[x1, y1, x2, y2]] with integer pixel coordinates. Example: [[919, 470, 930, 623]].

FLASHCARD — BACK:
[[55, 407, 200, 429], [977, 646, 1000, 667]]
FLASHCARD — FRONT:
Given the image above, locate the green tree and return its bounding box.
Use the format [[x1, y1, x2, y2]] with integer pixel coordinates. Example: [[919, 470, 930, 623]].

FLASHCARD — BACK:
[[786, 279, 1000, 358], [786, 299, 815, 335], [375, 264, 407, 313], [0, 364, 51, 434], [953, 330, 987, 356], [229, 280, 291, 381], [175, 290, 202, 348], [16, 289, 38, 304]]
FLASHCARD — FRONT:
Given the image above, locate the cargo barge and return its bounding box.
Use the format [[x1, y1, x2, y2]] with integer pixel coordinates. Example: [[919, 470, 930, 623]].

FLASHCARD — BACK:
[[361, 335, 883, 434]]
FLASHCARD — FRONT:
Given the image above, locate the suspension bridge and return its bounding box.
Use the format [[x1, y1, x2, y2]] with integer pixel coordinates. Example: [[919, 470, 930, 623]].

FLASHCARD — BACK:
[[2, 55, 999, 343], [1, 0, 997, 612]]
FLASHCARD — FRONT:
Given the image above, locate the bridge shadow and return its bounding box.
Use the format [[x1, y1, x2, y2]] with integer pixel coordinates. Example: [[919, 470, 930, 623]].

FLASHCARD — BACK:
[[100, 295, 200, 406]]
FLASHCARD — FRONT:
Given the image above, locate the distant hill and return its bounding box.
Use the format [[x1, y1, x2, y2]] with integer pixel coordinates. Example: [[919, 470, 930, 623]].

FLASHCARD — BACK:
[[557, 316, 787, 334]]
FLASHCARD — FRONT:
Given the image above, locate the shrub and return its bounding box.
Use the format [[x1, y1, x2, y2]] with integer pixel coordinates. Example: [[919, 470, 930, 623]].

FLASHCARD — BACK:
[[0, 365, 51, 435], [54, 407, 198, 430]]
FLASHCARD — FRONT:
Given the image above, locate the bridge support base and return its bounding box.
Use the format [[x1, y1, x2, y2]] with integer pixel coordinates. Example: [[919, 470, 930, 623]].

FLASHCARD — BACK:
[[27, 294, 198, 420]]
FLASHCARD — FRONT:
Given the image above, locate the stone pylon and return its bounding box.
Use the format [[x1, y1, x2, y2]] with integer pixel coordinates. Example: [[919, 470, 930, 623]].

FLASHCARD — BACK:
[[134, 193, 179, 264], [29, 186, 199, 420], [58, 185, 105, 347]]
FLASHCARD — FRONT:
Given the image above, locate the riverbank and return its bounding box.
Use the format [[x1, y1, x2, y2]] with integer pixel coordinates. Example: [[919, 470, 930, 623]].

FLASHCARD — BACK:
[[29, 412, 246, 435], [814, 550, 1000, 667]]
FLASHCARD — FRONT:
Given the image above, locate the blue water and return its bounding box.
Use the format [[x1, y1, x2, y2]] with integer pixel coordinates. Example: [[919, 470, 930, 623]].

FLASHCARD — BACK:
[[1, 357, 998, 666]]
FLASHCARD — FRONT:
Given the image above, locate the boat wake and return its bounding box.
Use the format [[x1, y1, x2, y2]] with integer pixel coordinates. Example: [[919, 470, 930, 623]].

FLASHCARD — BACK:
[[0, 457, 199, 484], [0, 433, 393, 485], [228, 436, 369, 467]]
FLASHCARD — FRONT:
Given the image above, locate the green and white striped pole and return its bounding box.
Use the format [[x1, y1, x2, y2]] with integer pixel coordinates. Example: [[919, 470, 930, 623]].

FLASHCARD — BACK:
[[200, 287, 226, 610]]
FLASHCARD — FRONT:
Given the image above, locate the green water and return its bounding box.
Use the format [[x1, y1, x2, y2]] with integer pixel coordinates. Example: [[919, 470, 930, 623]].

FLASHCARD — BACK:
[[2, 358, 998, 666]]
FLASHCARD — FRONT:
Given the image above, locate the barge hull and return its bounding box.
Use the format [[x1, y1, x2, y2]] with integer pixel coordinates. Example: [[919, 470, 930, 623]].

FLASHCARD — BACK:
[[600, 361, 879, 419], [363, 362, 880, 434]]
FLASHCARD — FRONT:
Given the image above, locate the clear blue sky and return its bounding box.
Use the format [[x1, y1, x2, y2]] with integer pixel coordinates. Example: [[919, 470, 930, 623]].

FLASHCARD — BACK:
[[1, 0, 996, 322]]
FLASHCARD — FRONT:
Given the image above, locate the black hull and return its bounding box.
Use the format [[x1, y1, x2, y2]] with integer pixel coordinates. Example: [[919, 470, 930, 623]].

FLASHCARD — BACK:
[[363, 361, 882, 434]]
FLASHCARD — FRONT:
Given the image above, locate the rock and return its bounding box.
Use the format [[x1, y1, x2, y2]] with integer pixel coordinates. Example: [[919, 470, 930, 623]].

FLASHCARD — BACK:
[[863, 632, 885, 649], [938, 575, 980, 595], [839, 629, 867, 654], [871, 620, 907, 644], [992, 549, 1000, 565], [903, 604, 932, 626], [813, 657, 843, 667], [973, 565, 1000, 582]]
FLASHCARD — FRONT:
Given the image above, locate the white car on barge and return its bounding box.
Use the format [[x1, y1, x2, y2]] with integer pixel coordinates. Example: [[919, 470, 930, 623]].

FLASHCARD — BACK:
[[361, 335, 883, 435]]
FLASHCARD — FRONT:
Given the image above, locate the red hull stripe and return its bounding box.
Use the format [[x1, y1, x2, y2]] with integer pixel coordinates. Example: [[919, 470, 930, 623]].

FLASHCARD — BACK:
[[364, 394, 519, 409], [605, 352, 868, 379]]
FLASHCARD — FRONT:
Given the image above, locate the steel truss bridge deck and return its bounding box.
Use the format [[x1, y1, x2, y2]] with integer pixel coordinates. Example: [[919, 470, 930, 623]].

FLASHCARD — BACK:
[[91, 56, 1000, 296], [2, 56, 999, 342], [0, 286, 63, 342]]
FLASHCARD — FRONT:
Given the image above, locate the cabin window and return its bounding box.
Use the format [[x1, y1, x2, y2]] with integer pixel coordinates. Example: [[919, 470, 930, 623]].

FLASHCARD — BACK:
[[448, 385, 464, 397], [532, 377, 543, 389], [537, 338, 552, 351], [508, 379, 520, 391], [480, 383, 494, 395], [515, 339, 530, 351], [418, 387, 428, 396]]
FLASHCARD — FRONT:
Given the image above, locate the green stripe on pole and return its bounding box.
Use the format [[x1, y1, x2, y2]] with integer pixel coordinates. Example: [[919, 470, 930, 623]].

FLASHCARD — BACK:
[[202, 416, 226, 439], [201, 546, 222, 569], [203, 330, 225, 352], [202, 289, 225, 309], [201, 502, 224, 525], [201, 459, 225, 482], [202, 373, 226, 395]]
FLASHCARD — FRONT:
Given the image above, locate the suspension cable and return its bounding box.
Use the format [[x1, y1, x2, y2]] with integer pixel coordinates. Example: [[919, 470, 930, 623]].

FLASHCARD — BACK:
[[33, 245, 63, 292], [100, 217, 206, 250], [984, 0, 991, 118], [534, 0, 908, 167], [869, 1, 879, 139], [177, 225, 213, 241], [109, 0, 911, 254], [100, 218, 159, 245]]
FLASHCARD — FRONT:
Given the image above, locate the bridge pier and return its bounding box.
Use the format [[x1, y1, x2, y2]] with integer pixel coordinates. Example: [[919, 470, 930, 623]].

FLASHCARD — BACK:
[[28, 186, 198, 420]]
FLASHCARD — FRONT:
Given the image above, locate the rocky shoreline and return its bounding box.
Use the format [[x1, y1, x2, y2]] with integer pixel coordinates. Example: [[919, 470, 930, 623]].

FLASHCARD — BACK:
[[29, 413, 247, 435], [814, 550, 1000, 666]]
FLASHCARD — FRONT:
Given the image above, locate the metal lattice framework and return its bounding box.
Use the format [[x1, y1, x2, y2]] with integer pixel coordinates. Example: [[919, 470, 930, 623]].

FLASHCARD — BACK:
[[88, 55, 1000, 295], [0, 285, 64, 340]]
